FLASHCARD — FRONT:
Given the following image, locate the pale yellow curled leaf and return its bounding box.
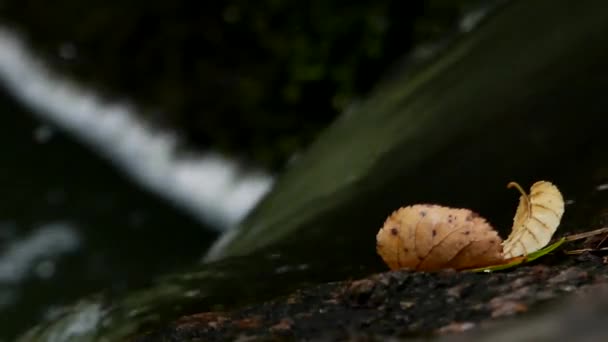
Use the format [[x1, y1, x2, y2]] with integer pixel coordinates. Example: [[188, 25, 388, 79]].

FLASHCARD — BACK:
[[502, 180, 565, 258], [376, 204, 504, 271]]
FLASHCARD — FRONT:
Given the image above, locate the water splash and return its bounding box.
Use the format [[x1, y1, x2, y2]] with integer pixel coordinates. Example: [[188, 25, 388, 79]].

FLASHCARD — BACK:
[[25, 302, 106, 342], [0, 27, 274, 230], [0, 222, 80, 284]]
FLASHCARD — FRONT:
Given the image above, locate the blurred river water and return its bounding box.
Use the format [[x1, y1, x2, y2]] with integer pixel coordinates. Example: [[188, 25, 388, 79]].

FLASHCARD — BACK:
[[0, 28, 272, 340]]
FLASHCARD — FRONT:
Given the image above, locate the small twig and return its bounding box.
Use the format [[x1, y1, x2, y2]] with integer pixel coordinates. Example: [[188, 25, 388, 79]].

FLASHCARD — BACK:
[[564, 227, 608, 242], [564, 247, 608, 255], [596, 233, 608, 249]]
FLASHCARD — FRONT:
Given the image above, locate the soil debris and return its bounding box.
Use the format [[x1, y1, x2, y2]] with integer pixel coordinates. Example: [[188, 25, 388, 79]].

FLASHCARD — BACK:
[[133, 254, 608, 341]]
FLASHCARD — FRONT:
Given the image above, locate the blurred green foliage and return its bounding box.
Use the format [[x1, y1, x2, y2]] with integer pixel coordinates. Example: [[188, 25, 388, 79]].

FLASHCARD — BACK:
[[0, 0, 487, 169]]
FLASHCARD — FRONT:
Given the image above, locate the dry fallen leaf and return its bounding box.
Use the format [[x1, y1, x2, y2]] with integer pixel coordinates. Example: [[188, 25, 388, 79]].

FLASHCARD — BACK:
[[377, 180, 565, 272], [376, 204, 504, 271], [502, 181, 565, 258]]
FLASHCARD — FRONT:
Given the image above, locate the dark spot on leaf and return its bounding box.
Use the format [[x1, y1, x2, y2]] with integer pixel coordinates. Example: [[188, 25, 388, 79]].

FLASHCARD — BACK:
[[432, 229, 437, 237], [420, 211, 427, 217], [404, 248, 409, 253], [391, 228, 398, 235], [463, 231, 470, 235]]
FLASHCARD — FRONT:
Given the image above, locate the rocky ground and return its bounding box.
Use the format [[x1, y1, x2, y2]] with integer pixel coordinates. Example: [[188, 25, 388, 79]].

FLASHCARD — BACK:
[[132, 248, 608, 341]]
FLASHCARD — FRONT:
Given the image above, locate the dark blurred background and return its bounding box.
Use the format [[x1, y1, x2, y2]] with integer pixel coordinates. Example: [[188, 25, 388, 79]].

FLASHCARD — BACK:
[[0, 0, 487, 169]]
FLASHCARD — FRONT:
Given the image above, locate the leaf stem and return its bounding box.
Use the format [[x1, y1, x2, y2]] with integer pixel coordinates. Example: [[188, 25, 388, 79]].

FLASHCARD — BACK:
[[507, 181, 529, 206]]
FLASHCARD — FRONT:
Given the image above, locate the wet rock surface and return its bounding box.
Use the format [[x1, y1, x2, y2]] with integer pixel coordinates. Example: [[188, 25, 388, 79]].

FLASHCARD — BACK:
[[132, 252, 607, 341]]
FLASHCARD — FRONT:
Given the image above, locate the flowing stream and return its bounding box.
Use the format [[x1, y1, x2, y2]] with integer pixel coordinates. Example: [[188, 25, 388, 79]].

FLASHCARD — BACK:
[[0, 28, 272, 341]]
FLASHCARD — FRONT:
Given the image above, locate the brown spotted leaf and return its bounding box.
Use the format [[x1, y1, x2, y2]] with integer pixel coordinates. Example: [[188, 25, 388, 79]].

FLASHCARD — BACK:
[[502, 181, 565, 258], [376, 204, 504, 271]]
